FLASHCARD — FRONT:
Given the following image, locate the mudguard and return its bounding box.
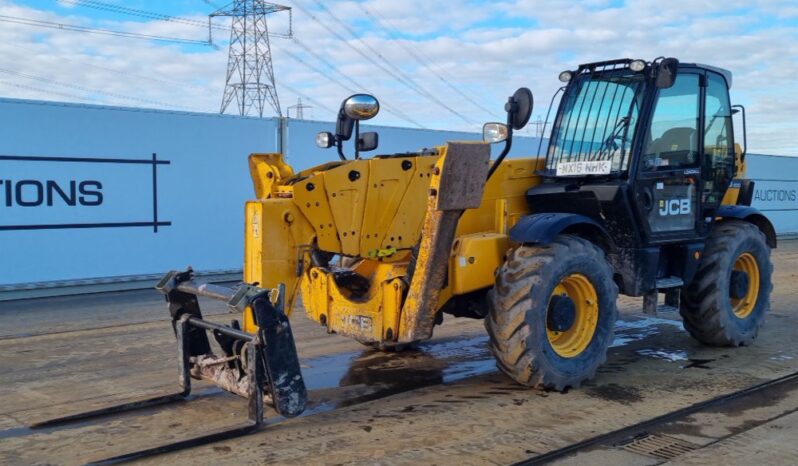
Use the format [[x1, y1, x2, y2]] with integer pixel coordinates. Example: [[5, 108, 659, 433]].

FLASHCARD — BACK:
[[717, 205, 777, 248], [509, 212, 611, 246]]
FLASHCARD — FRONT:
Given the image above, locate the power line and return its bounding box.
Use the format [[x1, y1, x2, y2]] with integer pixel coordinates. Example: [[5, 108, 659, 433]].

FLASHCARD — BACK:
[[278, 81, 337, 114], [61, 0, 229, 31], [0, 67, 203, 111], [0, 79, 103, 103], [0, 14, 212, 46], [286, 37, 425, 128], [361, 6, 502, 119], [306, 0, 476, 125], [291, 0, 475, 125], [55, 1, 423, 125], [62, 0, 292, 39], [16, 44, 211, 92]]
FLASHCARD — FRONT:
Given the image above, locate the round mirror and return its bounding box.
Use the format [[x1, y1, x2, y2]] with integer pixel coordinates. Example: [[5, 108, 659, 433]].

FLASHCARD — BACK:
[[508, 87, 533, 130], [343, 94, 380, 121]]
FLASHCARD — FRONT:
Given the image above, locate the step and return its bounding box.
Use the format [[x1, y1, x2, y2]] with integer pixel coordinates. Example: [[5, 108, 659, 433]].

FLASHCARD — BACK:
[[656, 277, 684, 289]]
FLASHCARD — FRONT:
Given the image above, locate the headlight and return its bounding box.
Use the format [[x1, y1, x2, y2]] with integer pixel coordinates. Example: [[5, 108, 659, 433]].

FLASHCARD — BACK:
[[630, 59, 647, 72], [483, 122, 509, 144], [316, 131, 334, 149], [558, 70, 574, 83]]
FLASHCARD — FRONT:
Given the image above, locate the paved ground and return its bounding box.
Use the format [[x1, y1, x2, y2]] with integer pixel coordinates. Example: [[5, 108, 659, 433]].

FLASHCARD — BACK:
[[1, 242, 798, 465]]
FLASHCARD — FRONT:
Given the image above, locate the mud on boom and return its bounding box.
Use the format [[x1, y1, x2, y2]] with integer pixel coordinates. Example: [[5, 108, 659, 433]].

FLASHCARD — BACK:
[[39, 58, 775, 461]]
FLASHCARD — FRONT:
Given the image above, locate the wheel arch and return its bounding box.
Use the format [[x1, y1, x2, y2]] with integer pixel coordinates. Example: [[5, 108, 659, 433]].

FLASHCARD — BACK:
[[509, 213, 616, 254], [717, 205, 777, 248]]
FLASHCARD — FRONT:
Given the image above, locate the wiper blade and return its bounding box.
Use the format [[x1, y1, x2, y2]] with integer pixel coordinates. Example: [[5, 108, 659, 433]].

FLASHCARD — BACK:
[[593, 116, 630, 161]]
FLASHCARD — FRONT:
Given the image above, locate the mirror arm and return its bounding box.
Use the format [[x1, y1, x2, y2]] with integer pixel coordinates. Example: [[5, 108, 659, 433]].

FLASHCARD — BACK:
[[354, 121, 361, 160], [336, 137, 347, 161], [732, 104, 747, 162], [487, 99, 516, 180], [487, 128, 513, 180]]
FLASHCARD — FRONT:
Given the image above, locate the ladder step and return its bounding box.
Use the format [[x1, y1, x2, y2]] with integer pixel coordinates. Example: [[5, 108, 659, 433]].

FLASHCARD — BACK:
[[656, 277, 684, 289]]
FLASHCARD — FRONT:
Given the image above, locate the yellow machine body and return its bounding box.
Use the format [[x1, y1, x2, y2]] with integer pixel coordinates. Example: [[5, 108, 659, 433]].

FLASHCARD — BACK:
[[243, 142, 539, 344], [242, 142, 748, 347]]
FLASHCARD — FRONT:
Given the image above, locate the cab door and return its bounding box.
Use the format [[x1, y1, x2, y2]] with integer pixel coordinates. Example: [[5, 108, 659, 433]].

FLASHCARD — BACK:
[[700, 72, 736, 220], [633, 72, 703, 243]]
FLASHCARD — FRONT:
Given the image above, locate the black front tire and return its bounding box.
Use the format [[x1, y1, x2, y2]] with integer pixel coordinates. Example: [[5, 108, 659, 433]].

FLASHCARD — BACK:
[[680, 220, 773, 346], [486, 235, 618, 391]]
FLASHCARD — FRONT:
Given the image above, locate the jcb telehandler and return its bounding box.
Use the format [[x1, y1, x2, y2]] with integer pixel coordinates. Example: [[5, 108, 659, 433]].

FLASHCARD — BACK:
[[38, 57, 774, 460]]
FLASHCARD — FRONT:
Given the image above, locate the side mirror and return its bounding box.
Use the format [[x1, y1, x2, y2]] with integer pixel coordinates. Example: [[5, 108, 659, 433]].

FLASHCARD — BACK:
[[316, 131, 335, 149], [507, 87, 533, 130], [331, 93, 382, 161], [483, 123, 509, 144], [357, 132, 379, 152], [343, 94, 380, 121], [656, 57, 680, 89], [486, 87, 534, 180]]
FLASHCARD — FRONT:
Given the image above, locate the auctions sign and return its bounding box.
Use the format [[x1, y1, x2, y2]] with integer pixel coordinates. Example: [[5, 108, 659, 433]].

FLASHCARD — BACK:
[[0, 154, 170, 232]]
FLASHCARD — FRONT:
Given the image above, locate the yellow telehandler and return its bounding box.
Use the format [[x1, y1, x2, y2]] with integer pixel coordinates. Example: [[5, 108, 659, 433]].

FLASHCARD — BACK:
[[37, 58, 775, 461]]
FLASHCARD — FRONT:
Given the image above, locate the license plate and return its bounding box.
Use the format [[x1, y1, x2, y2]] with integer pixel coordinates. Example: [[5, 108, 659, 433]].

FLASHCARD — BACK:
[[556, 160, 612, 176]]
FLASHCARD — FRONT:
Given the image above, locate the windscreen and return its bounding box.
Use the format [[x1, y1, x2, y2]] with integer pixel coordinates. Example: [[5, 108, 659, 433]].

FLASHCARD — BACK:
[[545, 69, 646, 177]]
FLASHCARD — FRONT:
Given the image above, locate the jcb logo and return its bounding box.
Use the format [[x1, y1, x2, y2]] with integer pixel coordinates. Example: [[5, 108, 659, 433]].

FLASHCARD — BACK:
[[659, 199, 691, 216]]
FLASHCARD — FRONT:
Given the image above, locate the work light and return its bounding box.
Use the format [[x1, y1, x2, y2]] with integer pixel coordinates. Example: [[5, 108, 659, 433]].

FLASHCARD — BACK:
[[630, 59, 647, 72]]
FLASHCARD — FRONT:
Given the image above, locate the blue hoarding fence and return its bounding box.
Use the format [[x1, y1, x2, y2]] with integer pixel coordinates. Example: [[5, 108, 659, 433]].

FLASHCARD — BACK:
[[1, 97, 796, 301]]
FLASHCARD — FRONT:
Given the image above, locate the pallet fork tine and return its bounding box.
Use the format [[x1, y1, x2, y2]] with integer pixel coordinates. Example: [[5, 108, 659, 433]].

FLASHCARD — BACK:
[[29, 269, 307, 464], [29, 317, 195, 430]]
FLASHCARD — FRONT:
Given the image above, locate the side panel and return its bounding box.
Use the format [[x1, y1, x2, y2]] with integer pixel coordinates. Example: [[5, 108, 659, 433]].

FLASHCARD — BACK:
[[324, 160, 370, 256], [359, 157, 422, 257], [381, 156, 439, 252], [450, 233, 510, 295], [293, 174, 343, 252], [244, 198, 314, 320]]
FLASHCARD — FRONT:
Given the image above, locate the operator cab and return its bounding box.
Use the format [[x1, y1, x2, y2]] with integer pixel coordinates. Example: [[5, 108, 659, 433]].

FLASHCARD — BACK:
[[524, 57, 747, 297]]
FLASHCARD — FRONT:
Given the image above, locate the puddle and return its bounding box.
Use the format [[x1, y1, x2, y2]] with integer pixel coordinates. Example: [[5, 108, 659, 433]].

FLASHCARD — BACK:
[[636, 348, 689, 362], [769, 353, 795, 362], [612, 316, 684, 347], [301, 316, 688, 405], [301, 334, 495, 393]]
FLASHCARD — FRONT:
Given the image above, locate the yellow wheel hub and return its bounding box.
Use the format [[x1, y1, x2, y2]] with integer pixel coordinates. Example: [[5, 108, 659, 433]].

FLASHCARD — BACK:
[[731, 252, 760, 318], [546, 273, 599, 358]]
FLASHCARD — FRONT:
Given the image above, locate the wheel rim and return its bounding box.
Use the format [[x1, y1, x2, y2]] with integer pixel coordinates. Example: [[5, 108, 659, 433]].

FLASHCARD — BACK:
[[546, 273, 599, 358], [731, 252, 760, 318]]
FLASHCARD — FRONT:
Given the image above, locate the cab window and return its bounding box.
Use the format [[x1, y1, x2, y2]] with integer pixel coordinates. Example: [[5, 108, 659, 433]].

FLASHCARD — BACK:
[[703, 72, 735, 206], [642, 74, 701, 171]]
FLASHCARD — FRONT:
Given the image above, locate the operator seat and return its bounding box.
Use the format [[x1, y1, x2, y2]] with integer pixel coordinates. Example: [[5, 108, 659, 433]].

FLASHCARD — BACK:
[[648, 127, 696, 167]]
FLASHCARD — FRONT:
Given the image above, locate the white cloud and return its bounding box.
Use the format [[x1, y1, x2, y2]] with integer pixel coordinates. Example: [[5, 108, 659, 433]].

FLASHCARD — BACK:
[[0, 0, 795, 155]]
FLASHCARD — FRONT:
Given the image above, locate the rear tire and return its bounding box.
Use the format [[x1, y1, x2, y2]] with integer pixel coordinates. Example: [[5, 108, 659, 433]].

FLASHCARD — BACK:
[[680, 220, 773, 346], [486, 235, 618, 391]]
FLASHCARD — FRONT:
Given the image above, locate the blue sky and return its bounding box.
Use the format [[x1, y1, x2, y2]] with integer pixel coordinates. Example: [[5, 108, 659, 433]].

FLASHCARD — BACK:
[[0, 0, 796, 154]]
